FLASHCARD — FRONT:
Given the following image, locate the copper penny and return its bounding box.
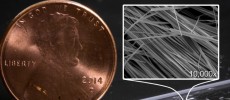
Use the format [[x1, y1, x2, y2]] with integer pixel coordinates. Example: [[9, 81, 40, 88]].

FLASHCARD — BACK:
[[1, 1, 116, 100]]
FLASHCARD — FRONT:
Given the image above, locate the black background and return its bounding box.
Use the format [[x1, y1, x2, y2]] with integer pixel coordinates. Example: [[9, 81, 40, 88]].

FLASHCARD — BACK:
[[0, 0, 229, 100]]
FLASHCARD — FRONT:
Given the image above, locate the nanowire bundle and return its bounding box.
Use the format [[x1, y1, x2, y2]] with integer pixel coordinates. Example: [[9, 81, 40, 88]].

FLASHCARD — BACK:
[[124, 6, 218, 78]]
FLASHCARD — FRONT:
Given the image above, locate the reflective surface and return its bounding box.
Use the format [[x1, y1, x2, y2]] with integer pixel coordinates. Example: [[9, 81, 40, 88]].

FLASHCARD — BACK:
[[1, 1, 116, 100]]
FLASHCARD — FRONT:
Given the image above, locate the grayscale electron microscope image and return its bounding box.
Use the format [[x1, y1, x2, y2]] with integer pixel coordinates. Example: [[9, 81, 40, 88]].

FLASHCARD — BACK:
[[124, 5, 218, 79]]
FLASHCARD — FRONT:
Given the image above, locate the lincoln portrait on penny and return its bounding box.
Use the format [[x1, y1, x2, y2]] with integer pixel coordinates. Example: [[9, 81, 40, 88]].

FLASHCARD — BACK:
[[22, 12, 88, 100]]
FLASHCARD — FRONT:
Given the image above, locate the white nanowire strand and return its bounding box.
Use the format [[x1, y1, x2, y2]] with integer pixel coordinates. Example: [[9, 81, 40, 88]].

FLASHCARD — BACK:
[[127, 34, 178, 41], [125, 8, 152, 34], [173, 6, 182, 36], [197, 53, 202, 71], [124, 43, 144, 66], [212, 6, 218, 29], [191, 15, 202, 35]]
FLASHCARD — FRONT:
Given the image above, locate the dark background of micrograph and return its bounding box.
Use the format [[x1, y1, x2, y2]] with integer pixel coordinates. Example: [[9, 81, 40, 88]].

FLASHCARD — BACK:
[[0, 0, 229, 100]]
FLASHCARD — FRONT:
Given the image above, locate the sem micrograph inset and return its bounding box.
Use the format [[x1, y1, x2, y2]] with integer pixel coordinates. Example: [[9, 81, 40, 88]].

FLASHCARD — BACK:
[[123, 5, 219, 79]]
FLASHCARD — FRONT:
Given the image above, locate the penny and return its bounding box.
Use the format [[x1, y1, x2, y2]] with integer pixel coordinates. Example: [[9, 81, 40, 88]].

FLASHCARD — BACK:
[[1, 1, 116, 100]]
